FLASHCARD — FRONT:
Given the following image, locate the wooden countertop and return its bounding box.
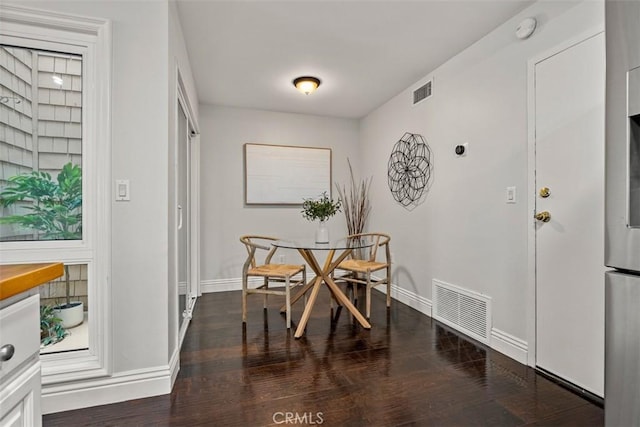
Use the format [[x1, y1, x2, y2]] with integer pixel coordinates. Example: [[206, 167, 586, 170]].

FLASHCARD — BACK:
[[0, 263, 64, 301]]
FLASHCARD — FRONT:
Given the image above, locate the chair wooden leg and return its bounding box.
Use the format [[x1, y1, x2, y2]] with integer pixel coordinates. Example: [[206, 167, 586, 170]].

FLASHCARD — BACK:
[[263, 277, 268, 309], [303, 269, 308, 306], [352, 277, 359, 305], [285, 275, 291, 329], [329, 271, 334, 309], [349, 283, 355, 302], [386, 268, 391, 307], [366, 270, 372, 319], [242, 274, 248, 323]]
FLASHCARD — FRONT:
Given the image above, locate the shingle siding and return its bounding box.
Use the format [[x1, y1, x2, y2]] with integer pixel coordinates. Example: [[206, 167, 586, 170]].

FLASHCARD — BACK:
[[0, 47, 83, 239]]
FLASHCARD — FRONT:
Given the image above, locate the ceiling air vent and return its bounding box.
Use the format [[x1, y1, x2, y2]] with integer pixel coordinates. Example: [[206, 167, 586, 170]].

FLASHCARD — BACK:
[[413, 80, 432, 105]]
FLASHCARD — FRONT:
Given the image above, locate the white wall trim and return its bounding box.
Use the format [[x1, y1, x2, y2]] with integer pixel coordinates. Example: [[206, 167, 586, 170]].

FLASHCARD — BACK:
[[42, 365, 171, 414], [169, 346, 180, 388], [0, 3, 108, 35], [373, 283, 432, 317], [190, 133, 201, 300], [201, 278, 243, 293], [372, 280, 529, 364], [0, 2, 113, 386], [490, 328, 529, 365], [200, 276, 310, 293], [526, 25, 605, 368]]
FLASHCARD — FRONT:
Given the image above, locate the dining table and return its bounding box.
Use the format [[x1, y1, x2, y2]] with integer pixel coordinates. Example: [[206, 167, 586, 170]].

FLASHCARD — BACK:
[[272, 237, 374, 338]]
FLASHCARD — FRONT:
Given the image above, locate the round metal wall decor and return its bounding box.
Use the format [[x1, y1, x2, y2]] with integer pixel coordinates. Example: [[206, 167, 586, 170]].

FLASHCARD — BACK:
[[387, 132, 433, 209]]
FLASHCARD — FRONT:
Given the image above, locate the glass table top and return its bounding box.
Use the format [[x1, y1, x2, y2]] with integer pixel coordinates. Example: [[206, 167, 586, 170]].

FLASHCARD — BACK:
[[273, 236, 375, 250]]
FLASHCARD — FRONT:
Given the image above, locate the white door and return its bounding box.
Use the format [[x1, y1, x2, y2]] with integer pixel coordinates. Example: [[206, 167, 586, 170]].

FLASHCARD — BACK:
[[534, 32, 606, 397], [178, 101, 196, 332]]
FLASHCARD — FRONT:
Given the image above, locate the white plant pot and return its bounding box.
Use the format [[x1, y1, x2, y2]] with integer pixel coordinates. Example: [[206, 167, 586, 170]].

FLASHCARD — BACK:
[[316, 220, 329, 243], [55, 301, 84, 329]]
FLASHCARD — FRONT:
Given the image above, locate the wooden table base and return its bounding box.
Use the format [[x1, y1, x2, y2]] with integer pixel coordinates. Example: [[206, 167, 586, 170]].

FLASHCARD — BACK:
[[290, 248, 371, 338]]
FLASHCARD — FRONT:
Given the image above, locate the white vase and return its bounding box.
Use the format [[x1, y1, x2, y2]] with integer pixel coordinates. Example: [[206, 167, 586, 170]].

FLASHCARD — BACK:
[[316, 220, 329, 243]]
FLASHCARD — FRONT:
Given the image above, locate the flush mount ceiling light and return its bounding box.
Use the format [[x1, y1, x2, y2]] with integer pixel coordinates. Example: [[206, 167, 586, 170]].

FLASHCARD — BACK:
[[293, 76, 321, 95]]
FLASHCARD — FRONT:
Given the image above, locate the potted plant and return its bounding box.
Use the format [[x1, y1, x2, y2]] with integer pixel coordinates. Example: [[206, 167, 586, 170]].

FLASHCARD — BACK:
[[301, 191, 341, 243], [40, 304, 67, 347], [0, 162, 84, 328]]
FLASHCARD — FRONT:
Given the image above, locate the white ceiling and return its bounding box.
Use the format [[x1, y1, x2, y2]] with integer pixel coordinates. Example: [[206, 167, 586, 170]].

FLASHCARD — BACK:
[[177, 0, 534, 119]]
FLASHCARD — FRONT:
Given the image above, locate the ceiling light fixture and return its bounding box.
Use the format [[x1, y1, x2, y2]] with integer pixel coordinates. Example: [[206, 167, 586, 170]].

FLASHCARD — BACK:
[[293, 76, 321, 95]]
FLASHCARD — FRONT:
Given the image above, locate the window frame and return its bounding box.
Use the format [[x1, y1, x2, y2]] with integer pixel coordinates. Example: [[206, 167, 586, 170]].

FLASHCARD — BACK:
[[0, 5, 112, 383]]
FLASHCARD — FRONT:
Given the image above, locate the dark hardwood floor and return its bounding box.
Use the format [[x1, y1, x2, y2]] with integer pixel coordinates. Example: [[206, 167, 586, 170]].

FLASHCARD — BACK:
[[44, 288, 603, 426]]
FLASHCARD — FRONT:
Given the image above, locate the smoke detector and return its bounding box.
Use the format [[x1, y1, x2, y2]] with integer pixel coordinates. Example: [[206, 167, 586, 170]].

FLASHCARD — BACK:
[[516, 17, 537, 40]]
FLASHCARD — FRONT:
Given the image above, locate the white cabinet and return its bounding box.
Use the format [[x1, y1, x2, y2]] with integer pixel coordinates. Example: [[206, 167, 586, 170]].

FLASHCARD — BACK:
[[0, 295, 42, 427]]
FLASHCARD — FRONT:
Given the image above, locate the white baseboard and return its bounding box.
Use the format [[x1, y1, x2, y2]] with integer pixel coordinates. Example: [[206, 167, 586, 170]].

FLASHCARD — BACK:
[[373, 279, 528, 364], [42, 365, 172, 414], [169, 345, 180, 388], [201, 276, 302, 293], [490, 327, 529, 365], [372, 282, 432, 317], [200, 278, 243, 293]]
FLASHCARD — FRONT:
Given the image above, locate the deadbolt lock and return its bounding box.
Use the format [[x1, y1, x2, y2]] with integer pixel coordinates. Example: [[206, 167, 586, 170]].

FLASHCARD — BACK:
[[539, 187, 550, 198], [535, 211, 551, 223]]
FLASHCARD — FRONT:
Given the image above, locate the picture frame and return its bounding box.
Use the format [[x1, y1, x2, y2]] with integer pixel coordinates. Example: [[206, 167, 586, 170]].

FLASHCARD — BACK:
[[244, 143, 332, 205]]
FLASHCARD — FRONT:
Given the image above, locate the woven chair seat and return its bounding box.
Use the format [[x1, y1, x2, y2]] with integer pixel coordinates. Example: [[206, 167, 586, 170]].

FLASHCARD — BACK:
[[337, 259, 388, 273], [248, 264, 304, 278]]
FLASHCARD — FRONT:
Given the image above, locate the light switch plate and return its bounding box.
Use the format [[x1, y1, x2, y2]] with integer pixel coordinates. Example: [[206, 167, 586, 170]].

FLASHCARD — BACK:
[[506, 186, 516, 204], [115, 179, 130, 201]]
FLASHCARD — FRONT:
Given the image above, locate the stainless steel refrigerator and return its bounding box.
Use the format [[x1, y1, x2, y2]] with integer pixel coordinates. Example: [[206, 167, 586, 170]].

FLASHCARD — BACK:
[[605, 1, 640, 425]]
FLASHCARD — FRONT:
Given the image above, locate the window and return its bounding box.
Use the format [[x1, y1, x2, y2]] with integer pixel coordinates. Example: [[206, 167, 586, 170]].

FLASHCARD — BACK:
[[0, 47, 83, 242], [0, 5, 111, 382], [1, 46, 89, 353]]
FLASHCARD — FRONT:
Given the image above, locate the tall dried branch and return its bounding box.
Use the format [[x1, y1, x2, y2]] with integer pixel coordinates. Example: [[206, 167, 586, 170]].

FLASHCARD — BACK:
[[336, 159, 372, 235]]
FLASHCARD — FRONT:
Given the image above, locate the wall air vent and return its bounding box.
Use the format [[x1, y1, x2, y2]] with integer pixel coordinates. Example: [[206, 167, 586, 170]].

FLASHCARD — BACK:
[[413, 80, 432, 105], [432, 279, 491, 344]]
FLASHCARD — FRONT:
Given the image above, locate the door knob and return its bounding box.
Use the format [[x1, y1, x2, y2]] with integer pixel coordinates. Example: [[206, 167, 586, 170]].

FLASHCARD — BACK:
[[0, 344, 15, 361], [539, 187, 550, 198], [535, 211, 551, 222]]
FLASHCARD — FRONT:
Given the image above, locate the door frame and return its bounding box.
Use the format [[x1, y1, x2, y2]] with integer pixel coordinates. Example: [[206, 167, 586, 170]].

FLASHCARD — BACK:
[[174, 69, 200, 347], [526, 25, 604, 368]]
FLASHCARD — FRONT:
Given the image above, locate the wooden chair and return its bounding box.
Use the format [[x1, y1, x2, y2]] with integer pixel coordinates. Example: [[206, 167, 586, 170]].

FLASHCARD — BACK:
[[240, 235, 306, 329], [334, 233, 391, 319]]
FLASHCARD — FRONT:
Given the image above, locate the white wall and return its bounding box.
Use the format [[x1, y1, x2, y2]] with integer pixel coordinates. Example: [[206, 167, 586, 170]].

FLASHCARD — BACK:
[[360, 0, 604, 356], [199, 105, 359, 286]]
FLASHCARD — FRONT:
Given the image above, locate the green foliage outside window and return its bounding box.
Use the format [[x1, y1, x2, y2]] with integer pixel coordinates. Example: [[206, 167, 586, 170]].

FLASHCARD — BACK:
[[0, 162, 82, 240], [40, 304, 67, 347]]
